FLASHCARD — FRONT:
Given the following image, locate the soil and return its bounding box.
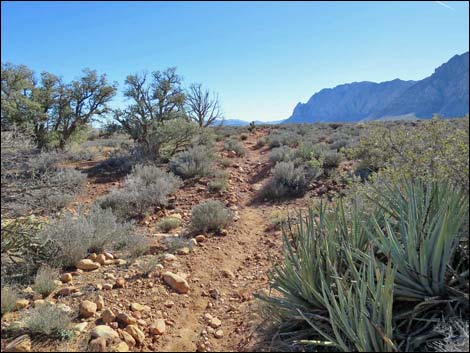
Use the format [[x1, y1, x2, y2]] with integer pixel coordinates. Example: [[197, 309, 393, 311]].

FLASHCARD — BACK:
[[1, 128, 348, 352]]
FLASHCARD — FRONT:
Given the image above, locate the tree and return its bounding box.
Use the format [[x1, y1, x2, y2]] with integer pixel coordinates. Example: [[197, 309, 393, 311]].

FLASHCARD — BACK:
[[1, 63, 116, 149], [185, 83, 223, 127], [115, 67, 186, 149]]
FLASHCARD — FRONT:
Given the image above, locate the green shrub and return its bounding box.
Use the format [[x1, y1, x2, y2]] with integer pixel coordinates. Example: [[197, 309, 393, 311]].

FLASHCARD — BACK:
[[262, 162, 309, 199], [23, 303, 73, 338], [269, 146, 293, 163], [322, 150, 343, 169], [208, 170, 228, 193], [38, 206, 135, 268], [156, 216, 182, 232], [169, 146, 213, 179], [1, 286, 19, 316], [33, 265, 59, 297], [190, 200, 232, 233], [99, 164, 181, 218], [224, 139, 246, 157]]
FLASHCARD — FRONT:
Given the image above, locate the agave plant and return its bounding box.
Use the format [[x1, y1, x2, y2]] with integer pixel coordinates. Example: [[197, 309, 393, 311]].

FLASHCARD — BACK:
[[369, 179, 469, 301]]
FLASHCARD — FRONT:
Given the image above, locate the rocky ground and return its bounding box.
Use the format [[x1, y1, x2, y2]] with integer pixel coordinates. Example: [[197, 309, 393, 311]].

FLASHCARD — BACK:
[[1, 129, 349, 352]]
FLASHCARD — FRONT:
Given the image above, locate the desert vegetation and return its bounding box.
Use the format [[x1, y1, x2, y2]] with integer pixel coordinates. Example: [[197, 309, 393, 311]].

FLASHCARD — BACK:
[[1, 59, 468, 352]]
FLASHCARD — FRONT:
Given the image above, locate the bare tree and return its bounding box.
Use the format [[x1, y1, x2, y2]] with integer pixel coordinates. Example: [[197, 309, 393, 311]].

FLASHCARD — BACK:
[[185, 83, 223, 127]]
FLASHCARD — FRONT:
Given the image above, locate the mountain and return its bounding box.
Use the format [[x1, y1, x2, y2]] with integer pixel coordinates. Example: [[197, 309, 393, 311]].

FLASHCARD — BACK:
[[215, 119, 284, 126], [284, 52, 469, 124]]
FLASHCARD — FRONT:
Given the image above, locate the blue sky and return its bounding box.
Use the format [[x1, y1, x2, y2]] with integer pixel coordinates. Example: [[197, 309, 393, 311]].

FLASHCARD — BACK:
[[1, 1, 469, 121]]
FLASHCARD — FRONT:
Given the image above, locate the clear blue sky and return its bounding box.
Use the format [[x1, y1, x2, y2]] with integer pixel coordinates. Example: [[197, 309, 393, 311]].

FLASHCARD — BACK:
[[2, 1, 469, 121]]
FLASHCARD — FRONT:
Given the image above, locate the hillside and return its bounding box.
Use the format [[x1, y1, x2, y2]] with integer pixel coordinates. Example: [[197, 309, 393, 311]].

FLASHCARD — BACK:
[[284, 51, 469, 123]]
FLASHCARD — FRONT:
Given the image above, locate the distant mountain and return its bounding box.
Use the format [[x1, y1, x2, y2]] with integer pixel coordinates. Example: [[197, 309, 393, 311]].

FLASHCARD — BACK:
[[214, 119, 284, 126], [284, 52, 469, 124]]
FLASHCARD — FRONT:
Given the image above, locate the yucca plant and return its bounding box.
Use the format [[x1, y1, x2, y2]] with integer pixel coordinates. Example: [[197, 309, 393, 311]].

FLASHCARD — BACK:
[[369, 179, 469, 301]]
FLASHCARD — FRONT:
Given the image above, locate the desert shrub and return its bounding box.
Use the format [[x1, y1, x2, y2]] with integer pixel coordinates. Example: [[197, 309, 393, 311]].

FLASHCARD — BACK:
[[99, 164, 181, 218], [224, 138, 246, 157], [349, 117, 469, 190], [431, 319, 469, 352], [322, 150, 343, 169], [1, 285, 19, 316], [33, 265, 59, 297], [240, 133, 248, 140], [269, 146, 293, 163], [137, 256, 161, 276], [156, 216, 182, 232], [208, 170, 228, 193], [267, 130, 301, 148], [30, 151, 64, 174], [123, 233, 152, 259], [190, 200, 232, 233], [262, 162, 309, 199], [22, 302, 73, 338], [38, 206, 135, 268], [169, 146, 213, 179], [219, 157, 232, 168], [258, 179, 469, 352], [255, 136, 267, 148]]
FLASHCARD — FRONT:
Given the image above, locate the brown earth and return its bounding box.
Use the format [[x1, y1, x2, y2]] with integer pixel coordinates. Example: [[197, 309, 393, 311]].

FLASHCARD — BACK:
[[1, 128, 349, 352]]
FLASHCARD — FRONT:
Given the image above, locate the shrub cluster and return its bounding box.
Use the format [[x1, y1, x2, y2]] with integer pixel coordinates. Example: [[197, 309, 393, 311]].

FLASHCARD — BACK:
[[190, 200, 232, 233], [224, 138, 246, 157], [169, 145, 213, 179]]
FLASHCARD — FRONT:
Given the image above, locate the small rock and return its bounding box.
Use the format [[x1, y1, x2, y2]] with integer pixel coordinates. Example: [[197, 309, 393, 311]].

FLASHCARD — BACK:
[[79, 300, 97, 318], [103, 252, 114, 260], [119, 330, 136, 347], [214, 329, 224, 339], [109, 342, 129, 352], [209, 317, 221, 328], [33, 299, 45, 306], [102, 283, 113, 291], [164, 300, 174, 308], [125, 325, 145, 345], [163, 272, 190, 294], [95, 295, 105, 311], [114, 278, 126, 288], [195, 235, 206, 243], [209, 288, 220, 299], [221, 269, 235, 279], [95, 254, 107, 265], [101, 308, 116, 324], [115, 259, 127, 266], [204, 313, 213, 321], [218, 229, 228, 237], [188, 238, 198, 248], [59, 286, 77, 296], [60, 273, 73, 283], [76, 259, 101, 271], [4, 334, 31, 352], [73, 322, 88, 333], [90, 325, 119, 340], [15, 299, 29, 310], [149, 319, 166, 335], [130, 303, 145, 312], [88, 253, 98, 261], [163, 253, 177, 262], [89, 337, 106, 352], [117, 312, 137, 326]]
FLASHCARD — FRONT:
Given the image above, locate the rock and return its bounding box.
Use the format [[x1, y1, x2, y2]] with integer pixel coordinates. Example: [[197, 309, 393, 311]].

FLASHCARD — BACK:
[[195, 235, 206, 243], [60, 273, 73, 283], [218, 229, 228, 237], [163, 253, 177, 262], [221, 269, 235, 279], [95, 295, 105, 311], [109, 342, 129, 352], [119, 330, 136, 347], [214, 329, 224, 339], [103, 252, 114, 260], [114, 278, 126, 288], [104, 273, 116, 280], [163, 272, 190, 294], [95, 254, 107, 265], [149, 319, 166, 335], [164, 300, 174, 308], [209, 288, 220, 299], [90, 325, 120, 340], [124, 325, 145, 345], [89, 337, 107, 352], [33, 299, 45, 307], [117, 312, 137, 326], [76, 259, 100, 271], [209, 317, 221, 328], [176, 247, 190, 255], [59, 286, 77, 296], [188, 238, 198, 248], [73, 322, 88, 333], [101, 308, 116, 324], [22, 287, 34, 295], [204, 313, 213, 321], [88, 253, 98, 261], [4, 334, 31, 352], [102, 283, 113, 290], [115, 259, 127, 266], [79, 300, 97, 318], [15, 299, 29, 310], [130, 303, 145, 312]]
